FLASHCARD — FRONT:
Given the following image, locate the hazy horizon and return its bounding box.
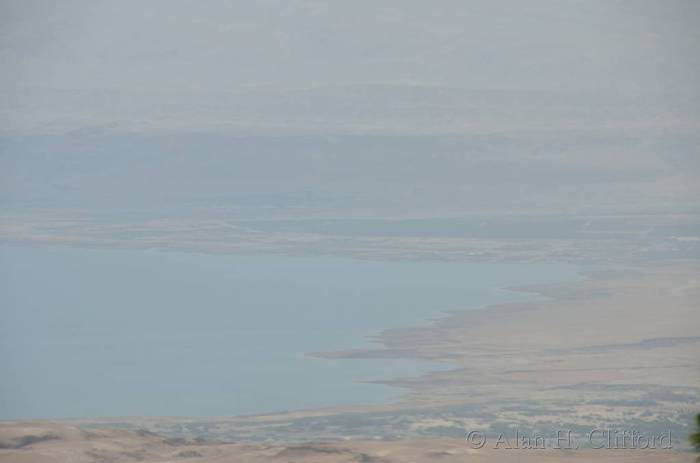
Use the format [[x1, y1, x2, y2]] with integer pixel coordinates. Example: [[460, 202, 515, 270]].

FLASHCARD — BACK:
[[0, 2, 698, 462], [1, 0, 699, 135]]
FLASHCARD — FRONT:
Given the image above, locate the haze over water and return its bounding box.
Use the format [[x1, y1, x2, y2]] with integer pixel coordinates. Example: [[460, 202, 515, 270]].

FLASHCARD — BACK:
[[0, 245, 581, 419]]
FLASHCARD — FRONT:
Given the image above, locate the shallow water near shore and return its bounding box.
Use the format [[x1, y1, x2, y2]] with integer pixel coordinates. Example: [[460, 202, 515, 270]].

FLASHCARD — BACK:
[[0, 245, 581, 419]]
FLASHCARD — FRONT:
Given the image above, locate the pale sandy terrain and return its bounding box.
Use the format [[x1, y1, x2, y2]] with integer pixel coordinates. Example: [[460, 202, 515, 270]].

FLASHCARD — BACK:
[[0, 422, 695, 463]]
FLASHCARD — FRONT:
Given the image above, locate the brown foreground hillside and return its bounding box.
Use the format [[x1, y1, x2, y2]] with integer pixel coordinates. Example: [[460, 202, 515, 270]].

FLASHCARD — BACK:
[[0, 422, 695, 463]]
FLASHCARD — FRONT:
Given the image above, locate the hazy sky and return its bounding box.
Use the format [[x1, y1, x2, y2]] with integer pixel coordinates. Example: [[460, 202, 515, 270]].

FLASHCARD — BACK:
[[1, 1, 698, 217], [2, 1, 699, 117]]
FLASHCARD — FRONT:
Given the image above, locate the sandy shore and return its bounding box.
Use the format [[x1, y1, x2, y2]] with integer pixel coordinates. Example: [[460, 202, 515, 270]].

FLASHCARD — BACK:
[[2, 262, 699, 461]]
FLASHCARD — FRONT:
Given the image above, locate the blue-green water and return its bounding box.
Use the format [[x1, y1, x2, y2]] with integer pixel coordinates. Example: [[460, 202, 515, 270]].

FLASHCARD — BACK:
[[0, 246, 581, 419]]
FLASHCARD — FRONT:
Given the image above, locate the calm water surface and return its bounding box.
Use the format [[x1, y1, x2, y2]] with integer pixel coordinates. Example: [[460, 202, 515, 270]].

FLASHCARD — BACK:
[[0, 245, 581, 418]]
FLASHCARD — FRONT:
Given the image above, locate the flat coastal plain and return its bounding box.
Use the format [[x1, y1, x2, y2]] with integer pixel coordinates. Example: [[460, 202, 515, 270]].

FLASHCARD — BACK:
[[2, 261, 699, 462]]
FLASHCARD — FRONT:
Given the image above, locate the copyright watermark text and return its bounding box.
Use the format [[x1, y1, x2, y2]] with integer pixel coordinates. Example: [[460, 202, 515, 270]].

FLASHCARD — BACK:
[[465, 429, 673, 450]]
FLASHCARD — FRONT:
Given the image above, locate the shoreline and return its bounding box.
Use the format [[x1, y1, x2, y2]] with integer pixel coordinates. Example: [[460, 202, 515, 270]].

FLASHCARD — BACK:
[[0, 243, 584, 422], [2, 259, 691, 446], [0, 243, 698, 447]]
